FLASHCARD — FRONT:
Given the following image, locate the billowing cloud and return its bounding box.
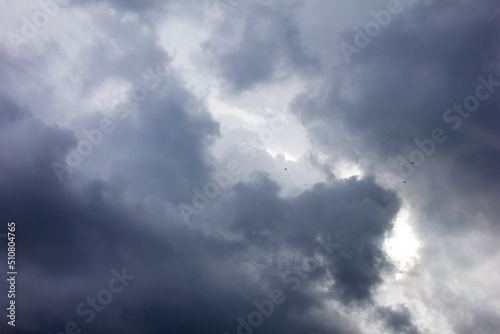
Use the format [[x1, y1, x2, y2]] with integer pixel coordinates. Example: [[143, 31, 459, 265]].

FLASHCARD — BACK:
[[0, 0, 499, 333]]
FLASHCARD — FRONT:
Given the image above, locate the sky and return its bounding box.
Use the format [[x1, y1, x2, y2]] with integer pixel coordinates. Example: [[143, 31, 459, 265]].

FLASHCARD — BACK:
[[0, 0, 499, 333]]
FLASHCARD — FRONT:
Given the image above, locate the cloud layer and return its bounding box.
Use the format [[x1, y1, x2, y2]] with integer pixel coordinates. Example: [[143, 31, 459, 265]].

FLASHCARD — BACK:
[[0, 0, 499, 333]]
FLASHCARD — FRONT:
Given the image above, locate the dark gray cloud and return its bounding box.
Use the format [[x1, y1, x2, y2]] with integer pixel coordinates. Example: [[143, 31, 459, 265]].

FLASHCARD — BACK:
[[203, 2, 318, 92], [0, 93, 32, 127], [1, 0, 500, 333], [290, 0, 500, 234], [293, 0, 500, 159], [283, 0, 500, 331], [79, 74, 222, 204], [0, 94, 400, 332], [376, 304, 421, 334]]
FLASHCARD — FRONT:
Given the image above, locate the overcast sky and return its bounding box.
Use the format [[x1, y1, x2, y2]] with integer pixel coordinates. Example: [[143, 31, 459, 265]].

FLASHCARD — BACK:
[[0, 0, 499, 333]]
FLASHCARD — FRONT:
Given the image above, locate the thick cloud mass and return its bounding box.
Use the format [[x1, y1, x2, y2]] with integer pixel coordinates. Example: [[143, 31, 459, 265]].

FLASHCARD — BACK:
[[0, 107, 399, 332], [204, 3, 318, 92], [0, 0, 499, 333], [376, 305, 421, 334], [290, 1, 500, 235]]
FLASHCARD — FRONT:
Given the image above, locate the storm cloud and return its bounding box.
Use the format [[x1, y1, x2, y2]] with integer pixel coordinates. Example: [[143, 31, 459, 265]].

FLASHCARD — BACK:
[[0, 0, 499, 333]]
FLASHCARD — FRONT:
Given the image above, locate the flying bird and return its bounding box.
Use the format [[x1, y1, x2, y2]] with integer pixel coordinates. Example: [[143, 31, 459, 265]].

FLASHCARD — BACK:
[[284, 168, 288, 171]]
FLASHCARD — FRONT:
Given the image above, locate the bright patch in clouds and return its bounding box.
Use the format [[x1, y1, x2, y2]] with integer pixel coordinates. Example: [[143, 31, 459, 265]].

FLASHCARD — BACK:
[[384, 207, 421, 278]]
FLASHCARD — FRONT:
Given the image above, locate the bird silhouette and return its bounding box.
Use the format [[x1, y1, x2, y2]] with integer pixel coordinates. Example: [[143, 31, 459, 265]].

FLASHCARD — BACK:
[[284, 168, 288, 171]]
